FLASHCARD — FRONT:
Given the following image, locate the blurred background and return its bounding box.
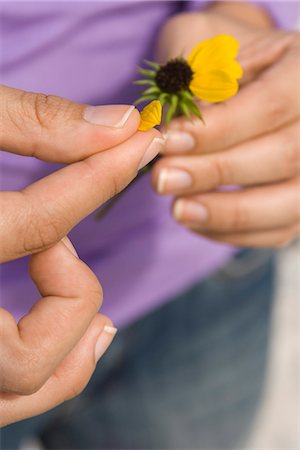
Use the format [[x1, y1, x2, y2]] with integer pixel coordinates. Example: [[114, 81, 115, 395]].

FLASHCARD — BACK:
[[245, 240, 300, 449]]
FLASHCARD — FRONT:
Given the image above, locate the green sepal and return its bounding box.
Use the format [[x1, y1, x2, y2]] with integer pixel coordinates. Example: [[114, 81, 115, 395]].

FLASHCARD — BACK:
[[137, 67, 156, 78], [165, 94, 179, 125], [170, 94, 179, 111], [134, 94, 157, 105], [179, 101, 191, 119], [140, 86, 161, 96], [180, 90, 194, 102], [144, 60, 161, 70], [158, 93, 170, 106], [185, 100, 205, 123], [133, 79, 156, 86]]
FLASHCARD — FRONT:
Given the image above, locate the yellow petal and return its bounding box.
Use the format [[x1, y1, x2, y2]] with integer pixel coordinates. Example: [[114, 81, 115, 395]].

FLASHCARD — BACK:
[[194, 57, 243, 80], [222, 59, 243, 79], [190, 70, 239, 102], [138, 100, 162, 131], [188, 35, 241, 76]]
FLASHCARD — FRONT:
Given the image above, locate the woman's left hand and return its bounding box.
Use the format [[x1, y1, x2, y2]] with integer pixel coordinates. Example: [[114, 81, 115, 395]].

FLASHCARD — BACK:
[[152, 8, 300, 248]]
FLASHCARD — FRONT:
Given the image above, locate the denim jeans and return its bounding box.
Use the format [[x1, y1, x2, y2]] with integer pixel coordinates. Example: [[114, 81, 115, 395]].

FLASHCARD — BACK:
[[2, 249, 275, 450]]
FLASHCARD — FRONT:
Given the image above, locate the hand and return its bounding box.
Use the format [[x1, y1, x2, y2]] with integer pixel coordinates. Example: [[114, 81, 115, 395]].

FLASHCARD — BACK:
[[152, 7, 300, 248], [0, 85, 164, 426]]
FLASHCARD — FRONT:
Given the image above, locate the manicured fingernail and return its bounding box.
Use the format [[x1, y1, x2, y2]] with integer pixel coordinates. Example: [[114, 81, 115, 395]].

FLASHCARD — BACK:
[[157, 168, 192, 194], [138, 137, 165, 170], [173, 199, 208, 223], [61, 236, 78, 258], [164, 131, 195, 153], [84, 105, 135, 128], [95, 325, 118, 362]]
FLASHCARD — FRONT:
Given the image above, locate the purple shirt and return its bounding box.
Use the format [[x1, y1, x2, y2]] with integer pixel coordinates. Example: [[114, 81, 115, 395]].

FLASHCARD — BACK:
[[0, 1, 298, 327]]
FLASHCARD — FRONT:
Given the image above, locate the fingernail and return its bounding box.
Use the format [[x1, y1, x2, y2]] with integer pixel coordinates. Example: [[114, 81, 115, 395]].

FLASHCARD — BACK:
[[95, 325, 118, 362], [164, 131, 195, 153], [138, 137, 165, 170], [61, 236, 78, 258], [173, 199, 208, 223], [84, 105, 135, 128], [157, 168, 192, 194]]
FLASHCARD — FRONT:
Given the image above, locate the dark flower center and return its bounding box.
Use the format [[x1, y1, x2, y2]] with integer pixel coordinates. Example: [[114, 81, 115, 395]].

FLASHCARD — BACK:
[[155, 58, 193, 94]]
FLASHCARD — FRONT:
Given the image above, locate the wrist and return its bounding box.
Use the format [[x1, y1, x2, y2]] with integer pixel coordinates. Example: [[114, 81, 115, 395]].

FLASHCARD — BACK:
[[206, 1, 274, 30]]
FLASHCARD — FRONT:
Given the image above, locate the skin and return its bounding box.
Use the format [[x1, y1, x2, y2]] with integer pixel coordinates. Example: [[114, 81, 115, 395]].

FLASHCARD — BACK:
[[0, 86, 163, 425], [1, 1, 299, 425], [152, 3, 300, 248]]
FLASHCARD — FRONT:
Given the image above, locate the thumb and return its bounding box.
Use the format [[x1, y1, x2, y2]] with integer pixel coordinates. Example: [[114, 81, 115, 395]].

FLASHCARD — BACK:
[[1, 85, 140, 162]]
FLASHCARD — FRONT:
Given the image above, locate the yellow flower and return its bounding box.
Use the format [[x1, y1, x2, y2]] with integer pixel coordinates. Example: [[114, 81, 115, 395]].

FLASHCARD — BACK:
[[138, 100, 162, 131], [135, 34, 243, 124], [187, 34, 243, 102]]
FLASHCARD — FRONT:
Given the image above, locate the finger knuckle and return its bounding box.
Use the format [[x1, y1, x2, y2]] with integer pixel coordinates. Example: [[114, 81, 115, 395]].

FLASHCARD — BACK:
[[85, 280, 103, 311], [260, 80, 286, 130], [230, 200, 250, 230], [22, 197, 69, 254], [32, 93, 68, 131], [72, 272, 103, 313], [63, 276, 103, 316], [212, 157, 233, 186]]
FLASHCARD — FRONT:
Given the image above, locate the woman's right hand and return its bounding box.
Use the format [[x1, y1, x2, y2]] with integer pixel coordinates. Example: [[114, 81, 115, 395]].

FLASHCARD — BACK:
[[0, 85, 164, 426]]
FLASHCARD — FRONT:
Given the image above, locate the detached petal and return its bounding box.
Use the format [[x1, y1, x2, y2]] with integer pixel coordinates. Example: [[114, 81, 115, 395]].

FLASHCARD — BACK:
[[138, 100, 162, 131], [190, 70, 239, 102], [188, 35, 240, 74]]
